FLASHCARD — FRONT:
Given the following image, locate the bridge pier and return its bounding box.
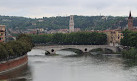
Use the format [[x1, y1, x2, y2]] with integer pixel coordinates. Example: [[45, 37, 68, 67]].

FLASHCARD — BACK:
[[47, 49, 56, 54], [81, 48, 88, 52]]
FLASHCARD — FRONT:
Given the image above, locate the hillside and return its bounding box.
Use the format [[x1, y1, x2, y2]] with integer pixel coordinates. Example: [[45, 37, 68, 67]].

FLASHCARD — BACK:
[[0, 15, 137, 30]]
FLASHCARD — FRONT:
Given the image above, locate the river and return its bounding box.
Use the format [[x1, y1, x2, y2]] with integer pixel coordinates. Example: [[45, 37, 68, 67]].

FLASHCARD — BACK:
[[1, 48, 137, 81]]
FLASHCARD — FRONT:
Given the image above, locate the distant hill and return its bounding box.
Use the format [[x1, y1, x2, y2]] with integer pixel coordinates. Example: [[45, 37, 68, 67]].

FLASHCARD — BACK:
[[0, 15, 137, 30]]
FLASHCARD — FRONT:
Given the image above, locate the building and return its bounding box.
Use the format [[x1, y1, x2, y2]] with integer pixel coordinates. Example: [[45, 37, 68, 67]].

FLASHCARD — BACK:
[[57, 29, 69, 33], [74, 28, 81, 32], [69, 15, 74, 32], [101, 11, 137, 46], [127, 11, 137, 32], [0, 25, 6, 42], [102, 29, 123, 46], [128, 11, 133, 30]]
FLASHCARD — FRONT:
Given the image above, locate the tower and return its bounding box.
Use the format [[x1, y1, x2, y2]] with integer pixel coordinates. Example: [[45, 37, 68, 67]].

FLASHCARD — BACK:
[[128, 11, 133, 30], [69, 15, 74, 32]]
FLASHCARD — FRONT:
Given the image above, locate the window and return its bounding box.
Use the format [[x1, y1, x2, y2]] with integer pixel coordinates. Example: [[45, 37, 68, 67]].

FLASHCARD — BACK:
[[1, 33, 3, 36], [118, 37, 120, 39]]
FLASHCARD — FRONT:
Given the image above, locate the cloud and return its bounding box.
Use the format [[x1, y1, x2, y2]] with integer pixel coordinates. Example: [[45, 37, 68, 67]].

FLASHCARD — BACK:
[[0, 0, 137, 18]]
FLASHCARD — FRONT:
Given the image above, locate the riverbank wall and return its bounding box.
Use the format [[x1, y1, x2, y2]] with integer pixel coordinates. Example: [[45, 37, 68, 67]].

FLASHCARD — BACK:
[[0, 55, 28, 75]]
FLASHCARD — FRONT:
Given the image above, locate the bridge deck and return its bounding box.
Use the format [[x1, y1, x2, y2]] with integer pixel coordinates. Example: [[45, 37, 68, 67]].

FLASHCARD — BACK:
[[34, 45, 118, 54]]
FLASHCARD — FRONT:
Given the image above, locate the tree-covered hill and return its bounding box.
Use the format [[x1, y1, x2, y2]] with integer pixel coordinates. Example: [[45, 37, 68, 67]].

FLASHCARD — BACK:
[[0, 15, 137, 30]]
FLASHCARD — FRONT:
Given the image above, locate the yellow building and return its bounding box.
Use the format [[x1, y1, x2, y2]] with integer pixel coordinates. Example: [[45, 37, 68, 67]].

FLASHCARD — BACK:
[[103, 29, 123, 46], [0, 25, 6, 42]]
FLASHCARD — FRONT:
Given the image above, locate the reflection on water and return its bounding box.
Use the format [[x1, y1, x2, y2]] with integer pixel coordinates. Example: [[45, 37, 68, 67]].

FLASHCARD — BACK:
[[123, 59, 137, 68], [1, 49, 137, 81], [0, 64, 32, 81]]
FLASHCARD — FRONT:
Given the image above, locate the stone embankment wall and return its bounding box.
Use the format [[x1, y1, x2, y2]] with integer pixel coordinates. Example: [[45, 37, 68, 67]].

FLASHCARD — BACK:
[[0, 55, 28, 74]]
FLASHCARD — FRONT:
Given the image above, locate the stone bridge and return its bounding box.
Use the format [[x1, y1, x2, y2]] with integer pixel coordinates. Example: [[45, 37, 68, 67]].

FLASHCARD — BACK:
[[35, 45, 119, 54]]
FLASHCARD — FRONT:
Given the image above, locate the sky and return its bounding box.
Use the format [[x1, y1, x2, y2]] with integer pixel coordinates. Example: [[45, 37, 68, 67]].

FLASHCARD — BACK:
[[0, 0, 137, 18]]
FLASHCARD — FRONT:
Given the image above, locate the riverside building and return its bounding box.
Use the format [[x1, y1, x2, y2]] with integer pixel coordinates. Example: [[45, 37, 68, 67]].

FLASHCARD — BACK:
[[0, 25, 6, 42], [102, 29, 123, 46]]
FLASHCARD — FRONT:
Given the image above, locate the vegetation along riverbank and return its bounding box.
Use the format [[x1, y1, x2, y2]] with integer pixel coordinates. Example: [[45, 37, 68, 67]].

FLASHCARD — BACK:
[[0, 34, 34, 62], [121, 30, 137, 59], [30, 32, 107, 45]]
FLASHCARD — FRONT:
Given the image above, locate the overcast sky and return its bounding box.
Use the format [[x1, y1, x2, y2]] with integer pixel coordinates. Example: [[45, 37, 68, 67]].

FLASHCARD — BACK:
[[0, 0, 137, 18]]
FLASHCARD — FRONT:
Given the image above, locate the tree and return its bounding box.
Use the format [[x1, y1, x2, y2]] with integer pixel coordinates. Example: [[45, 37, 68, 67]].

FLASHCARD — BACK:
[[0, 34, 34, 61], [30, 32, 107, 45]]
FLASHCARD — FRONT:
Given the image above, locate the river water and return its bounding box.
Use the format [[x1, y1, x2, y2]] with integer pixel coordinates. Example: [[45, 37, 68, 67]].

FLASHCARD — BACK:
[[1, 48, 137, 81]]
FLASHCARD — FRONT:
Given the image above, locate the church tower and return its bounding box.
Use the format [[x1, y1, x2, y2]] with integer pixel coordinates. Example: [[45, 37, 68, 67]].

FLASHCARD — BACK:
[[128, 11, 133, 30], [69, 15, 74, 32]]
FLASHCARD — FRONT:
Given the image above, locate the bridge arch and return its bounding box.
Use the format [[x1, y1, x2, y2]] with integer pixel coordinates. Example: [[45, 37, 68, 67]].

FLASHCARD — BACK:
[[89, 48, 115, 54], [45, 48, 84, 54], [59, 48, 83, 51]]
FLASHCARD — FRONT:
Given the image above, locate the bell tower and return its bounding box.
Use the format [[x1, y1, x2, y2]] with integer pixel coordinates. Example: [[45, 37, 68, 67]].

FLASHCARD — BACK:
[[128, 11, 133, 30], [69, 15, 74, 32]]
